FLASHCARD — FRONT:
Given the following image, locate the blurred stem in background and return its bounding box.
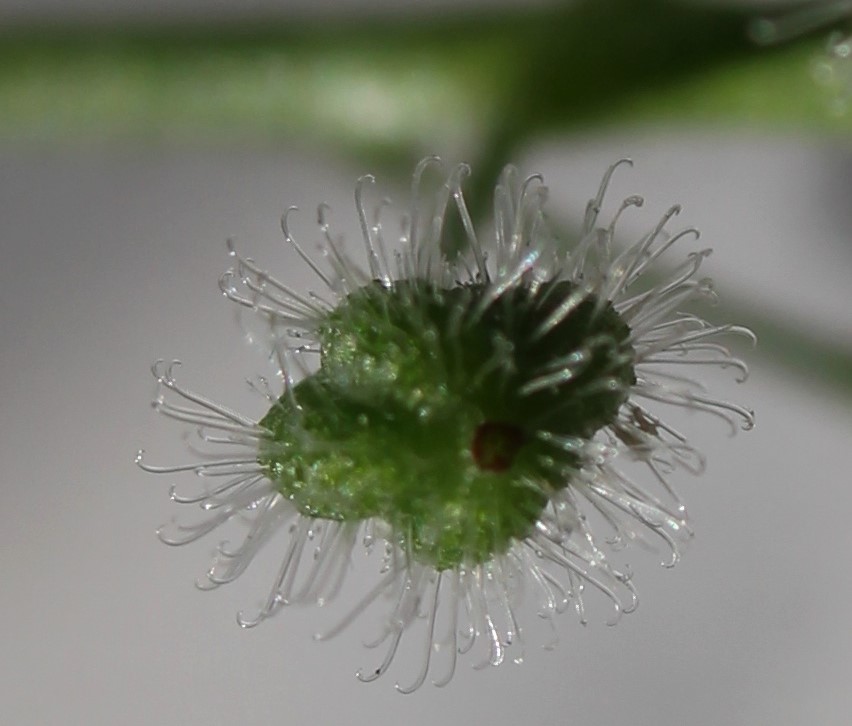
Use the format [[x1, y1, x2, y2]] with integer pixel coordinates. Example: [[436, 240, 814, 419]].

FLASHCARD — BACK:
[[2, 0, 848, 156], [1, 0, 850, 391]]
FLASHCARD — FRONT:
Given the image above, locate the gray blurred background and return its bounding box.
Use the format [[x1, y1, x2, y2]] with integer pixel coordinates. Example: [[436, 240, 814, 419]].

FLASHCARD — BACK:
[[2, 1, 851, 725]]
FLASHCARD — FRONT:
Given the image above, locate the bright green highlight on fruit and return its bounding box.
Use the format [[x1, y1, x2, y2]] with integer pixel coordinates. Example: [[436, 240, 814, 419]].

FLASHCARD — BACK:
[[259, 278, 635, 570]]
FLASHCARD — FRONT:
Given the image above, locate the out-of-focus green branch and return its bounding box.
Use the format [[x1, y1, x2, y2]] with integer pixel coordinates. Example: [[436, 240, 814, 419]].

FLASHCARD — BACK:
[[0, 0, 847, 172]]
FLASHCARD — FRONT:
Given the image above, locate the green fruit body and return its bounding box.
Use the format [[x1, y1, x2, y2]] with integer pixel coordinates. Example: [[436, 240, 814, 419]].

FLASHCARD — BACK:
[[259, 277, 635, 571]]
